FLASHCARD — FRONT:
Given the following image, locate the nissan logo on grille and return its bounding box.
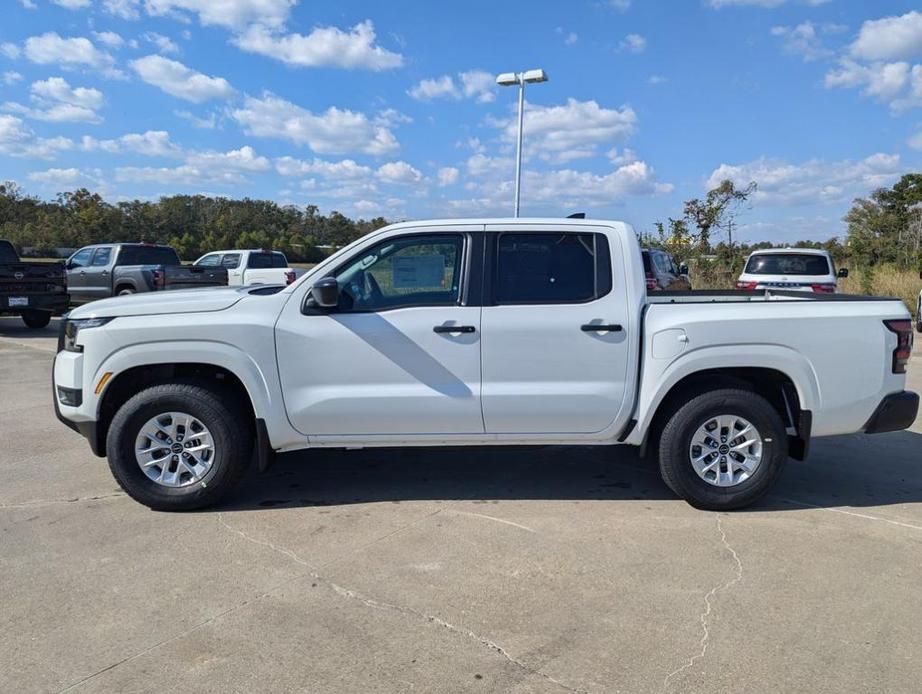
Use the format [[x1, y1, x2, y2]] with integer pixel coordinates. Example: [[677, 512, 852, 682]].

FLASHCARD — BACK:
[[14, 272, 24, 280]]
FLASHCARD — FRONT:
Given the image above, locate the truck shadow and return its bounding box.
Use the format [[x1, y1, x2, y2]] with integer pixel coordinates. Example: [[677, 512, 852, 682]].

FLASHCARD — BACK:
[[218, 430, 922, 512], [0, 316, 60, 339]]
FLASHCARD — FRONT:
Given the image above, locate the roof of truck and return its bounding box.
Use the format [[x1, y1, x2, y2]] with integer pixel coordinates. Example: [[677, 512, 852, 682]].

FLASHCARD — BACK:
[[747, 247, 831, 257]]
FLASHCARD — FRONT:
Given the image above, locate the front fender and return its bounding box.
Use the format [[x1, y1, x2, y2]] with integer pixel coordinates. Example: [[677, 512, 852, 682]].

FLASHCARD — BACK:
[[625, 343, 820, 446]]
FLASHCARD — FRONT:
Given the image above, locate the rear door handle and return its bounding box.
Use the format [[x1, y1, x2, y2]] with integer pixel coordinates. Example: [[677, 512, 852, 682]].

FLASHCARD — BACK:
[[581, 323, 623, 332], [433, 325, 476, 334]]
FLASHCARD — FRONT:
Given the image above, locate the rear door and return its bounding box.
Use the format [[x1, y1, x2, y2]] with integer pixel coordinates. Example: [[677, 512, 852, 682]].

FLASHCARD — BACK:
[[481, 224, 632, 435], [221, 253, 243, 284]]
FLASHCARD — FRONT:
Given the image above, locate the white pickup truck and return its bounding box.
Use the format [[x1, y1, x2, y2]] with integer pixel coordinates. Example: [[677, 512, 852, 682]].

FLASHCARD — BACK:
[[53, 218, 918, 512], [193, 249, 295, 286]]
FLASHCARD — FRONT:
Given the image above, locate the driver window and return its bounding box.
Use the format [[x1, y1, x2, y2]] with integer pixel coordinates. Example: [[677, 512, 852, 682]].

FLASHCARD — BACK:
[[333, 234, 464, 312]]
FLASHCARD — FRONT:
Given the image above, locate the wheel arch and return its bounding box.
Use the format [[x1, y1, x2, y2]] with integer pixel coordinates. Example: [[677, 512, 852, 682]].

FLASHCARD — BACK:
[[630, 347, 819, 460]]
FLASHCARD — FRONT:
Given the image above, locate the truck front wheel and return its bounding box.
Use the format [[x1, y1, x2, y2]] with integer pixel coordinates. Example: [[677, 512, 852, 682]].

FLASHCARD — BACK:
[[658, 388, 788, 511], [106, 382, 251, 511], [21, 310, 51, 329]]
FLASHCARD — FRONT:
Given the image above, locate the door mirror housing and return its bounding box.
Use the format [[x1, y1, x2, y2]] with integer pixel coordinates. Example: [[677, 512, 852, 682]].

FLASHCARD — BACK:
[[310, 277, 339, 309], [837, 268, 849, 278], [678, 263, 689, 276]]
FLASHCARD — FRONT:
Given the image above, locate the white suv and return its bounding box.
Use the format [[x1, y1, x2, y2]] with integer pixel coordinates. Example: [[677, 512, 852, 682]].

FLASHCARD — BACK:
[[737, 248, 847, 293]]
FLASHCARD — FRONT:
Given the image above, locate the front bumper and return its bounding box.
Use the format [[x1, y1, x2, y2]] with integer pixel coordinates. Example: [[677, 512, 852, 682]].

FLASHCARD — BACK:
[[864, 391, 920, 434], [52, 345, 104, 457]]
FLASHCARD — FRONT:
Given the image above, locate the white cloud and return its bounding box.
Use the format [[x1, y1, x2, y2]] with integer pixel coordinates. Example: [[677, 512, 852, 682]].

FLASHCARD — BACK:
[[825, 59, 922, 111], [28, 167, 102, 188], [492, 98, 638, 163], [606, 0, 631, 11], [143, 32, 181, 55], [708, 0, 831, 7], [130, 55, 235, 102], [909, 129, 922, 151], [103, 0, 141, 20], [409, 69, 496, 103], [1, 43, 21, 60], [408, 75, 457, 101], [93, 31, 126, 49], [648, 74, 668, 85], [20, 0, 38, 8], [232, 92, 400, 155], [3, 71, 23, 85], [0, 114, 74, 160], [234, 20, 403, 70], [706, 153, 903, 205], [23, 33, 117, 74], [144, 0, 294, 30], [376, 161, 422, 184], [4, 77, 105, 124], [771, 21, 846, 62], [619, 34, 646, 54], [185, 145, 270, 171], [81, 130, 180, 157], [51, 0, 91, 9], [437, 166, 459, 186], [275, 156, 372, 179], [174, 109, 218, 129], [850, 11, 922, 62]]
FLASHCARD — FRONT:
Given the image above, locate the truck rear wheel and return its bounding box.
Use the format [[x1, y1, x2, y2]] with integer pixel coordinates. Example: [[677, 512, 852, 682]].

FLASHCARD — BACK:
[[658, 388, 788, 511], [117, 286, 135, 296], [21, 310, 51, 329], [106, 382, 250, 511]]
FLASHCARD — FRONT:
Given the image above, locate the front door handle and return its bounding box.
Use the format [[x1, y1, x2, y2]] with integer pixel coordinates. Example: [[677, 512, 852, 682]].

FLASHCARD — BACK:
[[433, 325, 476, 334], [581, 323, 623, 332]]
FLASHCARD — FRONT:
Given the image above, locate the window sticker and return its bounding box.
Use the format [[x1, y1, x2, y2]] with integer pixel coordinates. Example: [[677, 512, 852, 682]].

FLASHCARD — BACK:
[[392, 254, 445, 289]]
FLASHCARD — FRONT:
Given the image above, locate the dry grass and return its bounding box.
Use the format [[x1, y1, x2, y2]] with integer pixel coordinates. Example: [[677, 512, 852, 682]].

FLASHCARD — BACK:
[[838, 266, 921, 314]]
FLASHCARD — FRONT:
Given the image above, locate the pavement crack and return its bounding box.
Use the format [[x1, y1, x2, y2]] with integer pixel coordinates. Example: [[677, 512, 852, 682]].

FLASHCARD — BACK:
[[0, 492, 125, 510], [216, 512, 587, 694], [663, 516, 743, 691]]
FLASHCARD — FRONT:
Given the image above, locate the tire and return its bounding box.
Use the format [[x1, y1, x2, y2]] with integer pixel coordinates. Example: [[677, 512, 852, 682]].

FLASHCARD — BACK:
[[658, 388, 788, 511], [21, 310, 51, 329], [106, 382, 251, 511], [117, 287, 135, 296]]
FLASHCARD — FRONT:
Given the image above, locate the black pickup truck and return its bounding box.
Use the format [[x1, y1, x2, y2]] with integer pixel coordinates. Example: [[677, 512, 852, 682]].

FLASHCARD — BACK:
[[0, 240, 69, 329], [65, 243, 228, 305]]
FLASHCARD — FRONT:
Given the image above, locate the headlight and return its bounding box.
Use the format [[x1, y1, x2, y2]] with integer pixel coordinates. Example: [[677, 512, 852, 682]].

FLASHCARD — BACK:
[[63, 317, 113, 352]]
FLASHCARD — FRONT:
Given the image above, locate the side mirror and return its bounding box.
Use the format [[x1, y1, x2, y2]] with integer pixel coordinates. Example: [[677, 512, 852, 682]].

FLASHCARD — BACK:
[[837, 268, 849, 278], [678, 263, 689, 276], [310, 277, 339, 309]]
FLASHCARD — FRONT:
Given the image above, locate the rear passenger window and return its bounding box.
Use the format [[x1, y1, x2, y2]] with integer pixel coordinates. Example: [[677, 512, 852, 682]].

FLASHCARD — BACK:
[[221, 254, 240, 269], [91, 247, 112, 266], [495, 233, 610, 304]]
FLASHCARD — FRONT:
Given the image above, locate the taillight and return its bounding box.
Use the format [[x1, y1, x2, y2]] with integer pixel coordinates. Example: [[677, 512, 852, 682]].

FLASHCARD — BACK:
[[884, 319, 913, 374], [810, 283, 836, 293], [285, 270, 296, 285], [736, 281, 758, 290], [645, 272, 657, 290], [152, 269, 164, 289]]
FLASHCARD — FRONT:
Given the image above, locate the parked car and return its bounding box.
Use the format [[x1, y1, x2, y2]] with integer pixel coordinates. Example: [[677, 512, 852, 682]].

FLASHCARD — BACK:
[[194, 249, 296, 286], [917, 270, 922, 333], [65, 243, 228, 305], [53, 217, 917, 513], [642, 248, 691, 290], [736, 248, 847, 293], [0, 239, 68, 329]]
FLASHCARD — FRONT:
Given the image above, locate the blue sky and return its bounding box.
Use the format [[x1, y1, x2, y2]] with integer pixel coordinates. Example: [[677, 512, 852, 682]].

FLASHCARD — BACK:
[[1, 0, 921, 243]]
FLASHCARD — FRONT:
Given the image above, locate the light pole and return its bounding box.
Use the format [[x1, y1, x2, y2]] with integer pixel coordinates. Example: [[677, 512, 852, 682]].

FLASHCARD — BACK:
[[496, 69, 548, 217]]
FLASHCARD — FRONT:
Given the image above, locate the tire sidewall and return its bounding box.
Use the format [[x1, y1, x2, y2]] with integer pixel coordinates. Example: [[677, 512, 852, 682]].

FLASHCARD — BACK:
[[661, 390, 787, 510], [107, 385, 247, 511]]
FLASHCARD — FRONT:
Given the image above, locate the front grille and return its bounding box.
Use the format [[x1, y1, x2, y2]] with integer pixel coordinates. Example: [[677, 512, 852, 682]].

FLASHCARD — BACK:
[[1, 282, 65, 294]]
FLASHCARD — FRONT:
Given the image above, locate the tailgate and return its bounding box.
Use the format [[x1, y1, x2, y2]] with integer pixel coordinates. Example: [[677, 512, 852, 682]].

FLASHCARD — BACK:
[[162, 265, 228, 290]]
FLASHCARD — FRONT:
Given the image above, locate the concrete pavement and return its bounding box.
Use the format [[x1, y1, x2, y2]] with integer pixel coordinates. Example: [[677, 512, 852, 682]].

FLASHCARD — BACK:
[[2, 316, 921, 693]]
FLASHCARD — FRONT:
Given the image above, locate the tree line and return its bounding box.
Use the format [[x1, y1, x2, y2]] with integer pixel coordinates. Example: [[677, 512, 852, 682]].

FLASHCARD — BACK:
[[0, 183, 389, 262]]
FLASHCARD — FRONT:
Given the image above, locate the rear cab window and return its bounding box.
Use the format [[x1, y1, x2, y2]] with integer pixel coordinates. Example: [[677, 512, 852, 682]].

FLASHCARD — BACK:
[[247, 252, 289, 269], [745, 253, 831, 275], [493, 232, 611, 304], [117, 246, 181, 266]]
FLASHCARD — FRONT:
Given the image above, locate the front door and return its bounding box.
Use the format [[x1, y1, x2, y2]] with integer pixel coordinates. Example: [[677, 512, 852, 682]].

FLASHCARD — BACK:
[[480, 225, 632, 435], [275, 228, 484, 438], [65, 247, 95, 304], [83, 246, 113, 301]]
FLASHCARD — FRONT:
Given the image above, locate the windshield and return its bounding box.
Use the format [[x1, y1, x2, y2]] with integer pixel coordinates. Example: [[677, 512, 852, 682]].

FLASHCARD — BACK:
[[744, 253, 831, 276], [0, 241, 19, 263]]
